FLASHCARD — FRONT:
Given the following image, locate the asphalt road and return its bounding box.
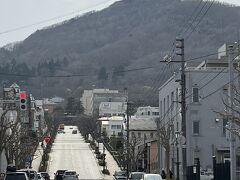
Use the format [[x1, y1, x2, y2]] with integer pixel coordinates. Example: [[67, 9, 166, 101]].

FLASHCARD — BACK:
[[47, 126, 103, 180]]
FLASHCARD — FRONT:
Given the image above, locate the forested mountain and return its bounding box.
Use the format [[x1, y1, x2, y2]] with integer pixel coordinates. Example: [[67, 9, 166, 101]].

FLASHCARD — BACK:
[[0, 0, 240, 105]]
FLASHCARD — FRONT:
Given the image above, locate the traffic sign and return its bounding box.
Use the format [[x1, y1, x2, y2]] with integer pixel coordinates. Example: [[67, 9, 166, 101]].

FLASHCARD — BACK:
[[43, 136, 50, 144], [25, 155, 32, 162]]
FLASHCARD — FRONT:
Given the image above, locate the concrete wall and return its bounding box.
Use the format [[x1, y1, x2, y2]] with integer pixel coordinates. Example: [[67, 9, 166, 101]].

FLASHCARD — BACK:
[[159, 67, 237, 171]]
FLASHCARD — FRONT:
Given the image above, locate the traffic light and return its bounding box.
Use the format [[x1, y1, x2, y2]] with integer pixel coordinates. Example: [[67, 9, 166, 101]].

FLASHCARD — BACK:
[[19, 91, 27, 111]]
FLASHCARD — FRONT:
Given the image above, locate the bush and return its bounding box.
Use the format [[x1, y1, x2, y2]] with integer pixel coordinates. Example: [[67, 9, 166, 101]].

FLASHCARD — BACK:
[[98, 159, 106, 166], [102, 169, 110, 175], [96, 154, 103, 159]]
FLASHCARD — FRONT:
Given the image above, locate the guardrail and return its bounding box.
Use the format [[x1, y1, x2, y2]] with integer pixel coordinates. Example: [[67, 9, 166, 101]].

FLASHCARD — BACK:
[[101, 140, 125, 170]]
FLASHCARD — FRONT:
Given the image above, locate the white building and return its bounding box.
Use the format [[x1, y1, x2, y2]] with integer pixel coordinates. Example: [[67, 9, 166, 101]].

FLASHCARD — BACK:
[[134, 106, 159, 118], [158, 53, 240, 177], [98, 116, 124, 137], [80, 89, 127, 117], [35, 100, 47, 134], [99, 102, 127, 117]]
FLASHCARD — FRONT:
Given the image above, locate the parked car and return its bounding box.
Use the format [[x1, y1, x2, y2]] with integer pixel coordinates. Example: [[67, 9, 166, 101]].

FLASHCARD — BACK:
[[54, 170, 67, 180], [129, 172, 145, 180], [37, 173, 44, 180], [39, 172, 50, 180], [62, 171, 79, 180], [17, 169, 38, 180], [142, 174, 162, 180], [58, 129, 65, 134], [113, 171, 127, 180], [72, 130, 77, 134], [200, 170, 213, 180], [4, 172, 29, 180]]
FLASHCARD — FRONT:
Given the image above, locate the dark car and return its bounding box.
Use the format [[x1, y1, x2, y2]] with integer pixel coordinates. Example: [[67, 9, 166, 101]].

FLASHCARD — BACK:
[[129, 172, 145, 180], [113, 171, 127, 180], [54, 170, 67, 180], [39, 172, 50, 180], [72, 130, 77, 134], [4, 172, 29, 180]]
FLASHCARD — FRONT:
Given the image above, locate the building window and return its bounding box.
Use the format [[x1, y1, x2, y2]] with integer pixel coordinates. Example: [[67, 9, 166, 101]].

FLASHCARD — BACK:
[[153, 112, 159, 116], [111, 125, 122, 129], [192, 88, 199, 102], [160, 101, 162, 118], [164, 98, 166, 115], [171, 91, 174, 110], [108, 98, 112, 102], [167, 95, 169, 110], [131, 132, 135, 138], [138, 132, 141, 138], [148, 111, 150, 116], [193, 121, 200, 135], [176, 88, 179, 103]]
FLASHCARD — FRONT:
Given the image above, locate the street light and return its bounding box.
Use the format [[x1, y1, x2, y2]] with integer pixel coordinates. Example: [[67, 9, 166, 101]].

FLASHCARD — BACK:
[[175, 131, 180, 180], [147, 142, 151, 173]]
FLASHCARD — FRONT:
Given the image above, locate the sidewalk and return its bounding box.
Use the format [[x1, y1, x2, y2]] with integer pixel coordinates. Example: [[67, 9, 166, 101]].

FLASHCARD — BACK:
[[31, 143, 43, 171], [98, 143, 120, 180]]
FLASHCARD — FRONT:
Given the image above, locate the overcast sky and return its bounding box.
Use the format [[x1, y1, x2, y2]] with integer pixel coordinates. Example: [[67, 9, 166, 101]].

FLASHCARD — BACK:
[[0, 0, 239, 47]]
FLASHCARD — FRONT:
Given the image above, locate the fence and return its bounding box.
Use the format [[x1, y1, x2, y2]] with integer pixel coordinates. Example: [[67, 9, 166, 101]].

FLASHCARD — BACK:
[[213, 156, 230, 180], [186, 158, 200, 180]]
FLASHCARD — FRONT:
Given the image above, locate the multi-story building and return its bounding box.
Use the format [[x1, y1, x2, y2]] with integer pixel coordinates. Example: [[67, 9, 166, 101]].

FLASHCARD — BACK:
[[127, 118, 157, 172], [99, 102, 127, 117], [35, 100, 47, 134], [158, 45, 240, 177], [81, 89, 128, 117], [98, 116, 125, 137], [134, 106, 159, 118]]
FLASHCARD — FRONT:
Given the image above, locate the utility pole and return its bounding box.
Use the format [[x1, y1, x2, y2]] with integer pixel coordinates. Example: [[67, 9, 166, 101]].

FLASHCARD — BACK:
[[156, 118, 161, 174], [176, 38, 187, 180], [228, 44, 236, 180], [126, 101, 130, 179]]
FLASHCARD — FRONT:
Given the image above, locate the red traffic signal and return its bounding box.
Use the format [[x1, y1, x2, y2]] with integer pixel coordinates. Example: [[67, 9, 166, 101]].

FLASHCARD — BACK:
[[19, 91, 27, 110], [20, 92, 26, 99]]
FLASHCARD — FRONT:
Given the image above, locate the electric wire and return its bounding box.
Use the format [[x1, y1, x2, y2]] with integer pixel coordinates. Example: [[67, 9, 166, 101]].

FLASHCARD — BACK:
[[178, 0, 204, 36], [185, 0, 215, 40], [180, 0, 208, 37], [0, 0, 114, 35]]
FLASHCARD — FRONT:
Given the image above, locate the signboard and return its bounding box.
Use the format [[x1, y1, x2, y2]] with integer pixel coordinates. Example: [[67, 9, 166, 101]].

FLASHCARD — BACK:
[[43, 136, 50, 144], [25, 154, 32, 162]]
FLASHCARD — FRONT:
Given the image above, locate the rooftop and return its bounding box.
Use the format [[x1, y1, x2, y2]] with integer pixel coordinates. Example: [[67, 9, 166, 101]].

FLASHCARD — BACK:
[[129, 118, 156, 131]]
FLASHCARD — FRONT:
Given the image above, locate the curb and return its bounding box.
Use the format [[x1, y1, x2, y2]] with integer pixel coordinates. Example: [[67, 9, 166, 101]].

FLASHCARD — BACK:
[[89, 144, 104, 177]]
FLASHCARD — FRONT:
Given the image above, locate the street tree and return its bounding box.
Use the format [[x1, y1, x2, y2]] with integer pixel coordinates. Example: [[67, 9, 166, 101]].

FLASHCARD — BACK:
[[128, 134, 145, 172], [0, 110, 21, 171], [156, 105, 175, 179]]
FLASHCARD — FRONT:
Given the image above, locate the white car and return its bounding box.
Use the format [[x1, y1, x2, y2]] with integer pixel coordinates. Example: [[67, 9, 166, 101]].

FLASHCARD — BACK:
[[37, 173, 45, 180], [141, 174, 163, 180], [62, 171, 79, 180]]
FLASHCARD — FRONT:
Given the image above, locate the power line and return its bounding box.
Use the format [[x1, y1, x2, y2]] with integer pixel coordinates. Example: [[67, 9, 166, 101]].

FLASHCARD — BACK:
[[178, 0, 204, 36], [180, 0, 208, 37], [0, 65, 157, 78], [0, 0, 114, 35], [185, 50, 225, 62], [185, 0, 215, 40]]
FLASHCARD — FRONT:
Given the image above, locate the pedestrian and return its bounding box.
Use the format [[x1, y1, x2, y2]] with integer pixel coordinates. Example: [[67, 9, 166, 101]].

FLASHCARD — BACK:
[[161, 169, 166, 179], [169, 169, 173, 179]]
